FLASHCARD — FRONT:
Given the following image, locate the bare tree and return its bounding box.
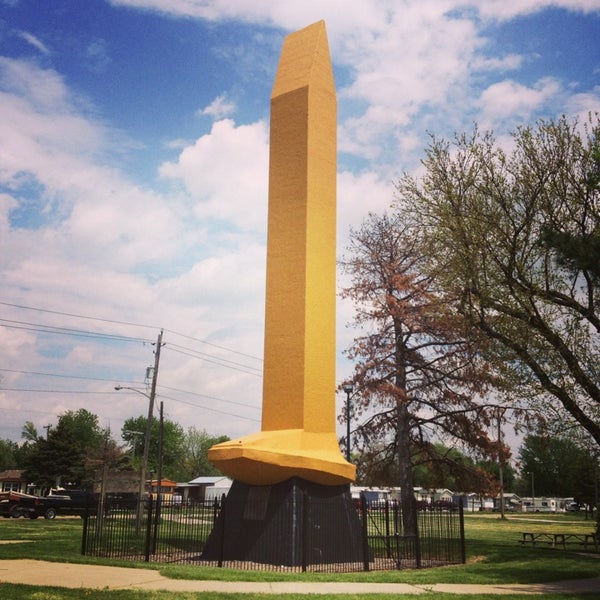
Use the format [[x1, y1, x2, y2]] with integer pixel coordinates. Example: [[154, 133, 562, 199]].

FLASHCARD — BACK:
[[341, 212, 497, 534]]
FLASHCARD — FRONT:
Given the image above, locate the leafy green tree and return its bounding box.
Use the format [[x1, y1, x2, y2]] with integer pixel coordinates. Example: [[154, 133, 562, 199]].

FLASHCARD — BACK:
[[122, 415, 185, 479], [169, 427, 229, 482], [517, 434, 599, 502], [22, 409, 110, 490], [0, 438, 18, 471], [21, 421, 40, 443], [396, 114, 600, 447], [541, 141, 600, 282], [540, 230, 600, 283], [23, 428, 84, 490], [58, 409, 107, 449]]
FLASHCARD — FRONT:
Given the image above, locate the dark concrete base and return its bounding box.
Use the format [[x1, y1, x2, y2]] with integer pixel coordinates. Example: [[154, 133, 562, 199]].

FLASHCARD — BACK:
[[200, 477, 364, 566]]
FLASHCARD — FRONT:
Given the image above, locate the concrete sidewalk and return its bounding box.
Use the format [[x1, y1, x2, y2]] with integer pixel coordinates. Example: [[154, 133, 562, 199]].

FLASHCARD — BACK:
[[2, 559, 600, 595]]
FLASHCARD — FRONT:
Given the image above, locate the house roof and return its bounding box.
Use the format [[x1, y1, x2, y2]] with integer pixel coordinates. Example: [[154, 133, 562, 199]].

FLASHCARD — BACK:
[[148, 479, 177, 486], [187, 476, 232, 486], [0, 470, 25, 481]]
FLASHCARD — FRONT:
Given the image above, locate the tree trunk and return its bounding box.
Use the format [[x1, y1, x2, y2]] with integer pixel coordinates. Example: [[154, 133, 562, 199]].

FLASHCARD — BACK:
[[397, 400, 417, 537], [394, 316, 417, 537]]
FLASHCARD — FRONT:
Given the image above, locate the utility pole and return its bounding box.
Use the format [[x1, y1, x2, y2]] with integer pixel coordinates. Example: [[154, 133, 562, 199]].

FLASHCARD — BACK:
[[152, 401, 164, 554], [137, 329, 163, 532], [497, 408, 505, 519], [343, 384, 354, 463]]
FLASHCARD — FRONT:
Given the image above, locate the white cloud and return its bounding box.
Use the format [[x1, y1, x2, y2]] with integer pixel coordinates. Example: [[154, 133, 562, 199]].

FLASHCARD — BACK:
[[0, 57, 268, 440], [19, 31, 51, 55], [565, 86, 600, 121], [198, 94, 236, 119], [0, 57, 75, 114], [477, 77, 562, 127], [474, 0, 600, 21], [110, 0, 600, 25], [109, 0, 599, 171], [159, 118, 269, 232], [472, 54, 524, 72], [85, 38, 111, 73]]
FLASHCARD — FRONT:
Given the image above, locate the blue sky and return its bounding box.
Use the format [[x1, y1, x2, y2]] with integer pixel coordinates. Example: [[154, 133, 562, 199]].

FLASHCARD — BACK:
[[1, 1, 599, 458]]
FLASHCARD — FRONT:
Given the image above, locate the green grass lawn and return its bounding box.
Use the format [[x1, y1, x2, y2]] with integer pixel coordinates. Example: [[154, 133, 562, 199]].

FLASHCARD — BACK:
[[1, 511, 599, 599]]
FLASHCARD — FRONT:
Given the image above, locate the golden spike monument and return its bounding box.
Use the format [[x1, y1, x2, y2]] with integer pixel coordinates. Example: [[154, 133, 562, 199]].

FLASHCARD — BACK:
[[208, 20, 355, 487]]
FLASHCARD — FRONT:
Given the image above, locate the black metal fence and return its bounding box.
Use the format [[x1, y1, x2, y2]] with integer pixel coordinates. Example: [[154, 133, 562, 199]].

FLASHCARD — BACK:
[[82, 495, 465, 572]]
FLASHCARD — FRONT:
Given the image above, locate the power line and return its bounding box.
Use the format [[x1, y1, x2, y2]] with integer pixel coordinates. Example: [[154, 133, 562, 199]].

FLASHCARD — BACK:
[[109, 389, 259, 423], [163, 328, 262, 363], [0, 318, 150, 344], [1, 388, 117, 395], [157, 392, 260, 423], [0, 300, 263, 362], [0, 405, 66, 417], [0, 318, 262, 376], [0, 368, 142, 384], [0, 300, 157, 331], [158, 384, 259, 410], [0, 368, 259, 415], [166, 342, 262, 371], [165, 345, 262, 376], [0, 301, 265, 425]]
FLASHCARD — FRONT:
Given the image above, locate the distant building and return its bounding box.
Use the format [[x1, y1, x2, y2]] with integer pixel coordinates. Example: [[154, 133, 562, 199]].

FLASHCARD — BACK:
[[493, 493, 522, 512], [92, 469, 139, 494], [0, 470, 28, 494], [149, 478, 178, 501], [431, 488, 454, 504], [179, 476, 233, 502], [520, 496, 560, 513]]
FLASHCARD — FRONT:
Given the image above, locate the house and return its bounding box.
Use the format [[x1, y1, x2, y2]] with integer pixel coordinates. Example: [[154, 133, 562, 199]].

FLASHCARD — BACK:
[[180, 476, 233, 502], [493, 493, 522, 512], [92, 469, 140, 494], [431, 488, 454, 505], [0, 470, 28, 494], [148, 478, 179, 502], [350, 486, 394, 508], [453, 492, 482, 512]]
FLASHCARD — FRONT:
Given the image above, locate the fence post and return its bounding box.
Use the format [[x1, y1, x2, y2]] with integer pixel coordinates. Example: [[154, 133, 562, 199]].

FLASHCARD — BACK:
[[414, 498, 422, 569], [301, 492, 309, 572], [384, 499, 391, 558], [152, 494, 162, 554], [81, 510, 89, 556], [458, 503, 466, 564], [360, 493, 370, 572], [144, 497, 154, 562], [217, 494, 226, 568]]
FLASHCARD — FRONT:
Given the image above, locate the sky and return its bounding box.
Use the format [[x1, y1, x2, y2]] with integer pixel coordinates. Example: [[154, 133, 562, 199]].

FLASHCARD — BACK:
[[1, 0, 600, 462]]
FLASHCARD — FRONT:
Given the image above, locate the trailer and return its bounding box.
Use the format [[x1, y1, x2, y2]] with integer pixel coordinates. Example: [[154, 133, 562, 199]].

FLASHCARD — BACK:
[[521, 497, 560, 513], [0, 491, 41, 518]]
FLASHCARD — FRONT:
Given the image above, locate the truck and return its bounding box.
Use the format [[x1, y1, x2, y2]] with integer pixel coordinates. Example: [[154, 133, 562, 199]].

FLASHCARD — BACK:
[[37, 490, 99, 519]]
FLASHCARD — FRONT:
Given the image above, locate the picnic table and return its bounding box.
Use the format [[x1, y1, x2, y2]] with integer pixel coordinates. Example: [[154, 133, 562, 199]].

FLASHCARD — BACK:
[[519, 531, 598, 550]]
